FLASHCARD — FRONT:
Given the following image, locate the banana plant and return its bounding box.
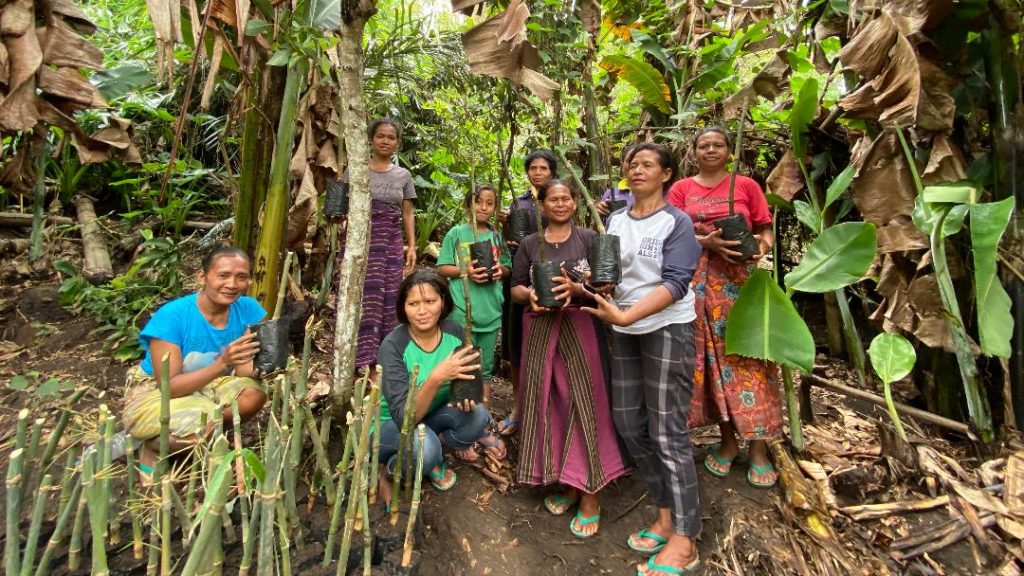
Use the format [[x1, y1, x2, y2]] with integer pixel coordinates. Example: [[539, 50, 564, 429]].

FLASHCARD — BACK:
[[867, 333, 917, 442], [725, 221, 877, 451]]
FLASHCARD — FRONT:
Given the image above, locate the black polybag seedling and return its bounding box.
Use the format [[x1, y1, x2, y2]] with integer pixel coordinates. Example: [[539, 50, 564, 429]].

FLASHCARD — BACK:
[[714, 213, 759, 261], [588, 234, 621, 286], [449, 345, 484, 405], [531, 260, 564, 309], [468, 240, 495, 282], [251, 317, 291, 375], [323, 179, 349, 220], [507, 208, 532, 243]]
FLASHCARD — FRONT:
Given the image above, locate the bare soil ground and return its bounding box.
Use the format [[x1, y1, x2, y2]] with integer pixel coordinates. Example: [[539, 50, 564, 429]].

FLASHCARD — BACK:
[[0, 269, 1001, 575]]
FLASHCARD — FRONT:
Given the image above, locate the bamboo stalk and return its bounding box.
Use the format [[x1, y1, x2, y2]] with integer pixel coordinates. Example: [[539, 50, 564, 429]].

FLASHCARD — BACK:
[[302, 404, 337, 503], [35, 474, 82, 576], [273, 251, 295, 320], [257, 418, 285, 576], [160, 477, 172, 575], [171, 482, 194, 545], [782, 367, 805, 452], [231, 399, 253, 572], [402, 425, 427, 567], [360, 488, 372, 575], [337, 386, 379, 576], [181, 436, 234, 576], [99, 409, 118, 549], [239, 499, 260, 576], [28, 137, 48, 261], [323, 427, 356, 567], [56, 446, 79, 523], [68, 461, 87, 572], [275, 500, 293, 576], [22, 418, 45, 495], [368, 370, 383, 506], [158, 353, 172, 477], [202, 436, 229, 576], [40, 389, 87, 470], [21, 473, 51, 576], [6, 448, 25, 576], [556, 149, 605, 234], [82, 442, 111, 576], [15, 408, 29, 450], [125, 446, 145, 559], [391, 365, 420, 525]]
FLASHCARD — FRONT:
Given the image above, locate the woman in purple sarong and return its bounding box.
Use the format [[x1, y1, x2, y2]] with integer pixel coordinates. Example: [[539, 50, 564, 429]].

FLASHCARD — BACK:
[[338, 118, 417, 371], [510, 179, 626, 539]]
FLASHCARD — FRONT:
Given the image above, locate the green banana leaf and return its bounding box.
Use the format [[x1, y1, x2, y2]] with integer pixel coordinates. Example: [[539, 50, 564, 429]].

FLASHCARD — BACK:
[[970, 197, 1015, 358], [794, 199, 821, 233], [823, 164, 855, 213], [867, 332, 916, 384], [789, 77, 819, 160], [785, 221, 876, 293], [599, 55, 672, 114], [725, 268, 815, 372]]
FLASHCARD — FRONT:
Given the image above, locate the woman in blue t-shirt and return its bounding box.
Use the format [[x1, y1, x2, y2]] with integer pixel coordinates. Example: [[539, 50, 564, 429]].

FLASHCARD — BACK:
[[123, 246, 268, 476]]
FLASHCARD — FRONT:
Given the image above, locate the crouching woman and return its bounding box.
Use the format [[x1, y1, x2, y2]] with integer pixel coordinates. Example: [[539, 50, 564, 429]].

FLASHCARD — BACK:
[[377, 269, 492, 498], [123, 246, 269, 475]]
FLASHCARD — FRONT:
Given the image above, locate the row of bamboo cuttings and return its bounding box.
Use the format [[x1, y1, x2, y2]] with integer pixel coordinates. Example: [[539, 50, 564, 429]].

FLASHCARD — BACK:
[[3, 326, 429, 576]]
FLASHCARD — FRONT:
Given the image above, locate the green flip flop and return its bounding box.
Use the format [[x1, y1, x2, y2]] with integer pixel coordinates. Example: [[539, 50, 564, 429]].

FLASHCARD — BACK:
[[746, 462, 778, 489], [568, 509, 600, 539], [543, 493, 578, 516], [637, 554, 702, 575], [702, 445, 734, 478], [627, 529, 667, 554], [427, 461, 457, 491]]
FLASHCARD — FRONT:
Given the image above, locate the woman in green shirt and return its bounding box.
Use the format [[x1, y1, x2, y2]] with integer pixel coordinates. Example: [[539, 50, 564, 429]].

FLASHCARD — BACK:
[[376, 269, 492, 496]]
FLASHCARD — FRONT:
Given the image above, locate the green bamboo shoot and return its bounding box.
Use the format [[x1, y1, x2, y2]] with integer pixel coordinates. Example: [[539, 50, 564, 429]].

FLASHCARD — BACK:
[[6, 448, 25, 576], [402, 425, 426, 567]]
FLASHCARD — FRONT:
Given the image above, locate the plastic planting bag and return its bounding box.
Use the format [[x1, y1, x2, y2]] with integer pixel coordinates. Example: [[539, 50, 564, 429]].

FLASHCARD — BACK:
[[468, 240, 495, 281], [531, 260, 564, 309], [250, 317, 291, 375], [323, 179, 349, 221], [450, 346, 484, 405], [605, 199, 627, 215], [588, 234, 621, 286], [507, 208, 532, 243], [715, 213, 759, 261]]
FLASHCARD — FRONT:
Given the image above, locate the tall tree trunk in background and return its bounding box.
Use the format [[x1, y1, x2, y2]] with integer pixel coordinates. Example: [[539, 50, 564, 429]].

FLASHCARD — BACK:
[[249, 58, 308, 310], [332, 0, 377, 407], [985, 2, 1024, 428], [579, 0, 607, 195]]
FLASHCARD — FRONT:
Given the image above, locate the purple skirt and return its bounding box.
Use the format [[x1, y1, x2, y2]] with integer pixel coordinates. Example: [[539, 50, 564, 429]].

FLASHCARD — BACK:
[[337, 199, 404, 368]]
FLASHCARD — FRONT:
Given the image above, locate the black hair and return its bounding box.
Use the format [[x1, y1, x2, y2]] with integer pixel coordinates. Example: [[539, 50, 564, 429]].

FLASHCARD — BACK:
[[369, 118, 401, 140], [692, 126, 731, 151], [395, 269, 454, 325], [463, 183, 498, 208], [619, 145, 637, 164], [201, 246, 250, 272], [536, 178, 576, 202], [627, 143, 678, 193], [524, 149, 557, 174]]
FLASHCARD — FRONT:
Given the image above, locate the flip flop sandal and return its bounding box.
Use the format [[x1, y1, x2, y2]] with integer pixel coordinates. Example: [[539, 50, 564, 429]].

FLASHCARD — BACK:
[[702, 445, 735, 478], [746, 462, 778, 489], [569, 509, 600, 539], [638, 554, 701, 575], [543, 493, 579, 516], [450, 446, 480, 464], [497, 415, 520, 436], [427, 461, 457, 491], [135, 462, 154, 487], [477, 433, 507, 460], [627, 529, 668, 554]]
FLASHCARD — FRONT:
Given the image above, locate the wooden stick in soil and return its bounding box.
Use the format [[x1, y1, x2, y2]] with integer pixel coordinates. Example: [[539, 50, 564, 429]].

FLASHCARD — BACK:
[[368, 369, 383, 505], [232, 399, 254, 571], [272, 251, 295, 320], [15, 408, 29, 450], [323, 426, 356, 567], [391, 365, 420, 526], [160, 476, 173, 575], [72, 194, 114, 284], [402, 425, 427, 567], [337, 386, 380, 576], [556, 149, 606, 234], [6, 448, 25, 576], [125, 445, 145, 559], [35, 474, 83, 576]]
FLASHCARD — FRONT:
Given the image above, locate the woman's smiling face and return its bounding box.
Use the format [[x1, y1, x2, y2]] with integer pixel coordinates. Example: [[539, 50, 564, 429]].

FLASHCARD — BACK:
[[541, 184, 576, 224], [371, 123, 399, 158], [628, 150, 672, 196], [199, 255, 251, 307], [694, 131, 729, 172]]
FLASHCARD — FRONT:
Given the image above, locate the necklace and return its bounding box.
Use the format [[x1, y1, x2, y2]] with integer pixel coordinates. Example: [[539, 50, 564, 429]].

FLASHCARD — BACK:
[[544, 226, 571, 249]]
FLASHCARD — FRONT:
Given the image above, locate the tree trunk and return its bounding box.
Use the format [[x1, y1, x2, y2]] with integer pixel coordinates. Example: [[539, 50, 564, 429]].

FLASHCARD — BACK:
[[332, 0, 378, 407], [29, 133, 48, 262], [249, 58, 307, 310], [233, 65, 265, 253], [578, 0, 607, 193], [72, 195, 114, 284]]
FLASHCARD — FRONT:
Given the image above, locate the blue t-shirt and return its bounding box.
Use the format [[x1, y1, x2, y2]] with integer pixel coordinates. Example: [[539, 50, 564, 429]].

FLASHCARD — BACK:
[[138, 293, 267, 376]]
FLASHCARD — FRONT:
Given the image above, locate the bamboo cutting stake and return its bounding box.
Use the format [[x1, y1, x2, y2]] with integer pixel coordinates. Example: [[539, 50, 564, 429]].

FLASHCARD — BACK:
[[323, 427, 356, 567], [6, 448, 25, 576], [257, 417, 285, 576], [21, 474, 53, 576], [556, 150, 606, 234], [40, 388, 87, 467], [368, 366, 383, 505], [34, 474, 83, 576], [22, 417, 45, 496], [181, 436, 234, 576], [160, 477, 173, 575], [337, 385, 380, 576], [68, 461, 87, 571], [402, 425, 427, 567], [391, 365, 420, 525], [232, 399, 254, 573], [125, 446, 145, 559], [86, 406, 112, 576]]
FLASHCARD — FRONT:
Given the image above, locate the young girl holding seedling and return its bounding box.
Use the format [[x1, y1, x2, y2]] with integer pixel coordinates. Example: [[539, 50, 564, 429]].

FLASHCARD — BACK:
[[436, 184, 510, 461]]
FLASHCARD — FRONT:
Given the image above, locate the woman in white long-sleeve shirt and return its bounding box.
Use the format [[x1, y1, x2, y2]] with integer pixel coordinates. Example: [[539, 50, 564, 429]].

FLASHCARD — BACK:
[[585, 143, 702, 576]]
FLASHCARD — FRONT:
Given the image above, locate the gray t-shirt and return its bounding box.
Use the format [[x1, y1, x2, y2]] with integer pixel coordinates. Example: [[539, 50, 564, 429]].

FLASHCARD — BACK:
[[606, 204, 700, 334], [341, 165, 416, 206]]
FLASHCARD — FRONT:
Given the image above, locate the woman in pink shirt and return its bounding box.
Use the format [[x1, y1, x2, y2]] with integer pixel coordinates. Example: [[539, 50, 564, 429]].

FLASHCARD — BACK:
[[666, 127, 781, 489]]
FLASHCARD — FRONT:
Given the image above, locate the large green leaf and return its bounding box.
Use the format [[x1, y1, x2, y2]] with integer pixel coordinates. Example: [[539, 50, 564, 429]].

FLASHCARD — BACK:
[[785, 221, 876, 293], [793, 199, 821, 233], [868, 332, 916, 384], [789, 77, 819, 159], [599, 55, 672, 114], [822, 164, 855, 213], [725, 269, 816, 372], [970, 198, 1015, 358], [310, 0, 340, 30], [922, 182, 978, 204]]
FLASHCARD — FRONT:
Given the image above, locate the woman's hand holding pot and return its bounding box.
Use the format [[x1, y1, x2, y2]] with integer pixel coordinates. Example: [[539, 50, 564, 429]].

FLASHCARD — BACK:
[[220, 332, 260, 367], [698, 229, 744, 263], [431, 345, 480, 386]]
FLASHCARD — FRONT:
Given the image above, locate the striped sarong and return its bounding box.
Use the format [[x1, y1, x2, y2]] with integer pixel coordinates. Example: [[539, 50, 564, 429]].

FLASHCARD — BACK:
[[517, 307, 626, 494], [337, 199, 404, 368]]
